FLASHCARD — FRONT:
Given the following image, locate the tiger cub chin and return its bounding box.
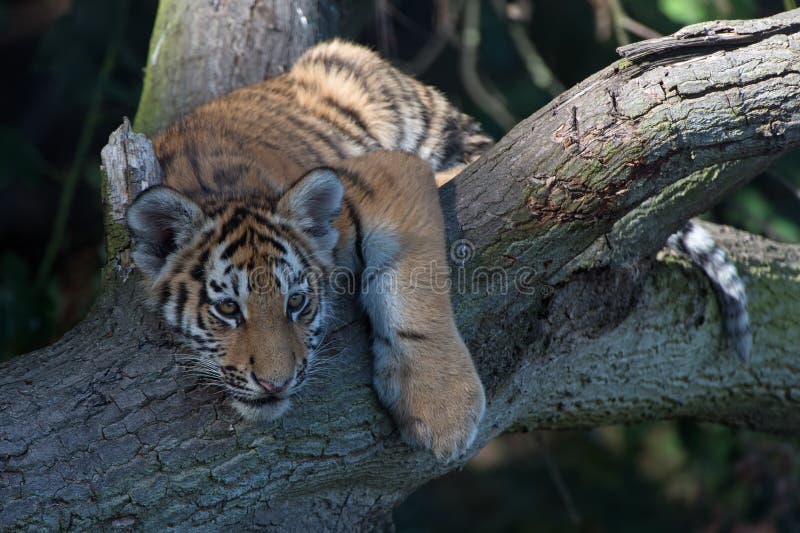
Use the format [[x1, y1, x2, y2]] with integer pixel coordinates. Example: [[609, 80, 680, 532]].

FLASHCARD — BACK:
[[126, 40, 489, 460]]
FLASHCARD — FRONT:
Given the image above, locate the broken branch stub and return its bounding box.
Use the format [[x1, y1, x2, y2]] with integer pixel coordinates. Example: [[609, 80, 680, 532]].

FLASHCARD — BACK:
[[100, 117, 163, 276]]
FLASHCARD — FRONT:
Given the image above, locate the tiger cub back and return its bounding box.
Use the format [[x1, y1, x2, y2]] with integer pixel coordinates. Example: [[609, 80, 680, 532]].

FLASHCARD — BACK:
[[152, 39, 492, 196]]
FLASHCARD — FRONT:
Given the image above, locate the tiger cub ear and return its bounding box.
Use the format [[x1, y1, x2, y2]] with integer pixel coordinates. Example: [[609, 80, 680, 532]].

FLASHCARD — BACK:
[[126, 186, 206, 279], [278, 168, 344, 256]]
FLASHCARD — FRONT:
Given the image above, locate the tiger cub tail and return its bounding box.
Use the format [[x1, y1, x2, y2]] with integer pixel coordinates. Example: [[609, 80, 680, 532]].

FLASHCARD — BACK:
[[667, 221, 752, 362]]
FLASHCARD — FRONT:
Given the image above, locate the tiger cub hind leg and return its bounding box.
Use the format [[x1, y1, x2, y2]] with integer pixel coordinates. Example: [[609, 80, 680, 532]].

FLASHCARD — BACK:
[[335, 151, 486, 460]]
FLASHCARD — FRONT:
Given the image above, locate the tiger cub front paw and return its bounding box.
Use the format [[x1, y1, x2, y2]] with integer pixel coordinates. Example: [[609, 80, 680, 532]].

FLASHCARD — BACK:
[[374, 341, 486, 461]]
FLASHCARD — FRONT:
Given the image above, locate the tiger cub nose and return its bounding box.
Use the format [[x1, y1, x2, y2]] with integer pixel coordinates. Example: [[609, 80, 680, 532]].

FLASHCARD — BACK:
[[255, 376, 292, 394]]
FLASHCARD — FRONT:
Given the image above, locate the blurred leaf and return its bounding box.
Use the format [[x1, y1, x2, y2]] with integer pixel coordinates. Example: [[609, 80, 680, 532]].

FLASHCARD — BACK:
[[0, 126, 48, 189], [768, 216, 800, 241], [0, 253, 57, 361], [83, 157, 102, 189], [658, 0, 757, 24], [658, 0, 711, 24], [638, 423, 687, 482]]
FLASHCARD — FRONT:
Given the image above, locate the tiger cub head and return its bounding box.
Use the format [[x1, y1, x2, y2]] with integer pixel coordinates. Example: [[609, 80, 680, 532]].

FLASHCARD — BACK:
[[126, 168, 344, 421]]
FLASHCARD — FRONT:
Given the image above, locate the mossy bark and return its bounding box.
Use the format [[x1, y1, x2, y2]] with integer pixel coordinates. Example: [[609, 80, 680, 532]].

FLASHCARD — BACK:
[[2, 6, 800, 531], [134, 0, 339, 135]]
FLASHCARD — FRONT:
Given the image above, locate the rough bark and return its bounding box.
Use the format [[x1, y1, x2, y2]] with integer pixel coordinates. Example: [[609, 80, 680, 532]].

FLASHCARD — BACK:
[[3, 6, 800, 531], [133, 0, 340, 135]]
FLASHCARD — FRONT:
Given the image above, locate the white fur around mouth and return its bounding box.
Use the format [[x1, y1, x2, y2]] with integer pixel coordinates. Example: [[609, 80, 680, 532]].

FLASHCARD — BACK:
[[231, 396, 291, 421]]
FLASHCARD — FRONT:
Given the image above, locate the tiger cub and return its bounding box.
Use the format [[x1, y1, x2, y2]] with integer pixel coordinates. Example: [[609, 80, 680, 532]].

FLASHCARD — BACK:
[[126, 40, 490, 459]]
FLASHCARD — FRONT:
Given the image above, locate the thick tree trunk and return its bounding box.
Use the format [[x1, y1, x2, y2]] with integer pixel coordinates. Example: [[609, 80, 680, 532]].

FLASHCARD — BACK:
[[133, 0, 340, 135], [2, 5, 800, 530]]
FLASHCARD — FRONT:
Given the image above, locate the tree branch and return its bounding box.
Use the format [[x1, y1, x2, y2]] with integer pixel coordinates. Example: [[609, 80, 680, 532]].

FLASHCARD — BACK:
[[2, 6, 800, 530]]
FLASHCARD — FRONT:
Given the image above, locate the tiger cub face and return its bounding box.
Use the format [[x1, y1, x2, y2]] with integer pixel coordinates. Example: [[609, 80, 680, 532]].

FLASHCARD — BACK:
[[126, 168, 344, 421]]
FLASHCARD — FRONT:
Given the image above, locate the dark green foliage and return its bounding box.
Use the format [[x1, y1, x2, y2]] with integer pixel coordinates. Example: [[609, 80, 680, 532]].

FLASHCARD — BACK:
[[396, 425, 800, 532], [0, 252, 56, 359], [0, 0, 158, 360]]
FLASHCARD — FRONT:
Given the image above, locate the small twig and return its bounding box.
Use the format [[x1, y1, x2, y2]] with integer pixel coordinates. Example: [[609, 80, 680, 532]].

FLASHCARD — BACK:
[[492, 0, 565, 97], [403, 33, 450, 75], [537, 435, 582, 526], [460, 0, 517, 131], [766, 170, 800, 203], [402, 0, 464, 75], [600, 0, 661, 44], [374, 0, 397, 57], [607, 0, 630, 46], [620, 14, 662, 40], [589, 0, 613, 41], [35, 0, 129, 287], [382, 0, 439, 38]]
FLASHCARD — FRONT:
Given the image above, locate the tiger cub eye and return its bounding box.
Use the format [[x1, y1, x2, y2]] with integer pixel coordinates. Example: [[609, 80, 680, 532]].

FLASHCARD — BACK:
[[286, 293, 307, 314], [215, 299, 240, 316]]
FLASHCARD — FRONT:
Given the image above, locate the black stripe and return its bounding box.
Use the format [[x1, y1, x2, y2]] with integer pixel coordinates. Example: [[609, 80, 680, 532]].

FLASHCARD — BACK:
[[191, 249, 209, 282], [198, 286, 210, 306], [213, 165, 246, 187], [300, 300, 318, 322], [238, 89, 329, 165], [231, 273, 240, 297], [317, 54, 402, 147], [221, 231, 249, 260], [273, 256, 292, 270], [337, 167, 376, 197], [271, 222, 315, 272], [384, 65, 416, 150], [439, 115, 464, 168], [289, 76, 372, 149], [186, 146, 211, 193], [159, 286, 172, 307], [397, 329, 428, 341], [219, 209, 248, 239], [317, 55, 369, 87], [413, 85, 433, 154], [283, 111, 347, 161], [374, 334, 392, 346], [253, 230, 288, 253], [321, 95, 379, 145], [156, 150, 175, 171], [205, 203, 227, 218], [189, 333, 209, 344], [250, 210, 317, 274], [344, 199, 366, 269], [176, 283, 189, 321]]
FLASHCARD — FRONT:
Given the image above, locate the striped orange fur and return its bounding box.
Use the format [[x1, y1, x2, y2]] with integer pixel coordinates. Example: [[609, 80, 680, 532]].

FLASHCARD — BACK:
[[127, 40, 490, 459]]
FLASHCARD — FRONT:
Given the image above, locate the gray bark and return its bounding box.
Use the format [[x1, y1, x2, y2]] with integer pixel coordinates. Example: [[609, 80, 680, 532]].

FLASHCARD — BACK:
[[133, 0, 340, 135], [3, 6, 800, 531]]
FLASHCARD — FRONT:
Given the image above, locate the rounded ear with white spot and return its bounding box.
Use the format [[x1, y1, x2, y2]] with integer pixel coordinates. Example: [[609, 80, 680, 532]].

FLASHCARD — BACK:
[[126, 186, 206, 279], [278, 168, 344, 255]]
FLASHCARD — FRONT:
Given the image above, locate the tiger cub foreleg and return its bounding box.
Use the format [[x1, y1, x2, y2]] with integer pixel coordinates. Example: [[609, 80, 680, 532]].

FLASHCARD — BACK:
[[336, 152, 486, 460], [364, 256, 486, 460]]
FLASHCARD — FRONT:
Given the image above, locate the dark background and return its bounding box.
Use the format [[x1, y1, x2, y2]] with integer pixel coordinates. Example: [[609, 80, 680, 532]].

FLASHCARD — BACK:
[[1, 0, 798, 530]]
